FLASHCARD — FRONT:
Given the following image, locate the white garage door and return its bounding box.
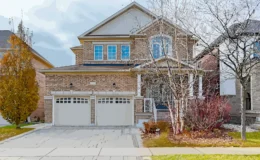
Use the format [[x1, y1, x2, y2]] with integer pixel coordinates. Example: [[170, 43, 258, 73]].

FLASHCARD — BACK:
[[54, 97, 91, 126], [96, 97, 133, 126]]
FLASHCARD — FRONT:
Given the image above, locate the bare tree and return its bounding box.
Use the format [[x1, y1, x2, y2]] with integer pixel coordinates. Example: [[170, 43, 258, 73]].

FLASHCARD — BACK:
[[133, 0, 203, 134], [173, 0, 260, 140]]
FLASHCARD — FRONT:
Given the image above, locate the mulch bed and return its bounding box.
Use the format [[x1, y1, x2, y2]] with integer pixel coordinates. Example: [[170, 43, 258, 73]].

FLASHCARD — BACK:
[[168, 128, 241, 146], [141, 127, 245, 147]]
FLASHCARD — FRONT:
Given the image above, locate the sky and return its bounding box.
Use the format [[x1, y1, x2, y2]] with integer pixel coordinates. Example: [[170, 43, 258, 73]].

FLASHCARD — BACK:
[[0, 0, 147, 67]]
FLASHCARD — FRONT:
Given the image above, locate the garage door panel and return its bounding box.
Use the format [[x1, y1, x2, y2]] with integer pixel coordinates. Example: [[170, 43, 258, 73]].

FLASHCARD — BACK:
[[96, 97, 133, 126], [55, 97, 91, 126]]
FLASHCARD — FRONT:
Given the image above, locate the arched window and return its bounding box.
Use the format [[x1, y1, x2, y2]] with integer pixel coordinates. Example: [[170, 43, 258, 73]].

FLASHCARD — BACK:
[[150, 35, 172, 58]]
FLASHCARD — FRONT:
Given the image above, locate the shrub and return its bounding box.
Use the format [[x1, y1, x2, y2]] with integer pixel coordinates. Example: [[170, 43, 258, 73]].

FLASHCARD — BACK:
[[185, 95, 231, 131], [143, 121, 170, 134], [157, 121, 170, 132]]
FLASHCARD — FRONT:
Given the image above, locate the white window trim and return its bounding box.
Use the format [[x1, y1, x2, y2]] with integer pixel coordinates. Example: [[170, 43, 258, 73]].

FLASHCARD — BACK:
[[149, 34, 173, 58], [94, 45, 103, 60], [93, 42, 130, 45], [121, 45, 131, 61], [107, 45, 117, 61]]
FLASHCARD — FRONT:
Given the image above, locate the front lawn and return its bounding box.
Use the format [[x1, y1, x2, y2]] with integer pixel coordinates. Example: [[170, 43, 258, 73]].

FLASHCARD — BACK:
[[228, 131, 260, 147], [152, 155, 260, 160], [143, 131, 260, 147], [0, 123, 34, 141], [1, 122, 35, 129]]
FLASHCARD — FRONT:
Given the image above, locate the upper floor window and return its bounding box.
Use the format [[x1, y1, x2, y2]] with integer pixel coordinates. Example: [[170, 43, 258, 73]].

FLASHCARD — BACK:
[[121, 45, 130, 60], [94, 45, 103, 60], [107, 45, 117, 60], [150, 35, 172, 59]]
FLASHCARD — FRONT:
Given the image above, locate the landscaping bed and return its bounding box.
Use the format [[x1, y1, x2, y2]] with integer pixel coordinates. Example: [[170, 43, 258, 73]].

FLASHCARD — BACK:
[[0, 123, 35, 141], [152, 155, 260, 160], [142, 123, 260, 147]]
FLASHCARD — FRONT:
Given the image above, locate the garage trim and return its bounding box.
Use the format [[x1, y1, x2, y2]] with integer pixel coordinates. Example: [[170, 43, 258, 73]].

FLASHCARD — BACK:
[[53, 96, 91, 126], [95, 96, 135, 126], [51, 91, 136, 126]]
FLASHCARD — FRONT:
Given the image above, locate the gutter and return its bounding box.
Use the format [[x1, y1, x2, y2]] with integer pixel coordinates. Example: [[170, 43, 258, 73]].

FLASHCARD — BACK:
[[79, 35, 131, 39], [39, 69, 131, 73]]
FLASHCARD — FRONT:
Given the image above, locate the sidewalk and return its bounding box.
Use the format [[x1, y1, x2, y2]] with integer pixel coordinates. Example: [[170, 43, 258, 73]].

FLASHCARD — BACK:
[[0, 147, 260, 158]]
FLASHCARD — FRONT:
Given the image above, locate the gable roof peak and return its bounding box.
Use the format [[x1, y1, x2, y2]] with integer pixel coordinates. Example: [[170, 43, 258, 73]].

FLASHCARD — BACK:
[[78, 2, 157, 38]]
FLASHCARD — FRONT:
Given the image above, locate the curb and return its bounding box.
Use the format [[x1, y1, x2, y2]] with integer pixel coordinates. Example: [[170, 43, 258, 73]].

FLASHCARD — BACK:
[[0, 124, 48, 145]]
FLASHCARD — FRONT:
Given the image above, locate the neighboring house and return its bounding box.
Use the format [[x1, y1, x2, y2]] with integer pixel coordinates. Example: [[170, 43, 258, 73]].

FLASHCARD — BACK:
[[195, 20, 260, 125], [40, 2, 203, 126], [0, 30, 54, 123]]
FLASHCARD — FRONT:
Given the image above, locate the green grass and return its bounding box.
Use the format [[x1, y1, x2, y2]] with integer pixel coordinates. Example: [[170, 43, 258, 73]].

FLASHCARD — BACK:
[[0, 128, 34, 141], [143, 132, 176, 147], [0, 123, 35, 141], [152, 155, 260, 160], [0, 122, 35, 129], [143, 131, 260, 147], [228, 131, 260, 147]]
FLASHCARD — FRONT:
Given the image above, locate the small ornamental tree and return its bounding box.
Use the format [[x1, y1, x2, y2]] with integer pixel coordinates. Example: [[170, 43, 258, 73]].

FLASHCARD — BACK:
[[0, 21, 39, 129], [185, 95, 231, 131]]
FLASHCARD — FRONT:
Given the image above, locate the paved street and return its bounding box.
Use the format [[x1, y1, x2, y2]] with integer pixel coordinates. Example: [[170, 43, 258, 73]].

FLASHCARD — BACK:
[[1, 147, 260, 159], [0, 127, 142, 148]]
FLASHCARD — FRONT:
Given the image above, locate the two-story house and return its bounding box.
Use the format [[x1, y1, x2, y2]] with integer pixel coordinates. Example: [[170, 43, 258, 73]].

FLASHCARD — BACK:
[[40, 2, 203, 126], [195, 20, 260, 126], [0, 30, 54, 124]]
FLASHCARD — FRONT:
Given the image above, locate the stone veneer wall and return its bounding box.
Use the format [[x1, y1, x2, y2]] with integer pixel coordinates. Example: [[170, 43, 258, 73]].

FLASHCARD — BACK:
[[91, 98, 95, 124], [135, 98, 144, 113], [44, 99, 53, 123]]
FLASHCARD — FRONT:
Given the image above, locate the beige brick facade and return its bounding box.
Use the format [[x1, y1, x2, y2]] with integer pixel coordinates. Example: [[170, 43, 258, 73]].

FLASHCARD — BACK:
[[45, 73, 137, 96], [74, 49, 84, 65], [44, 73, 138, 123], [30, 58, 52, 121], [71, 22, 195, 65], [46, 18, 196, 125]]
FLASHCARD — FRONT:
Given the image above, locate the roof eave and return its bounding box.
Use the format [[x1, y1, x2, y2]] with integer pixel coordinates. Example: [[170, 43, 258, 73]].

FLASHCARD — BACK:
[[39, 69, 131, 73]]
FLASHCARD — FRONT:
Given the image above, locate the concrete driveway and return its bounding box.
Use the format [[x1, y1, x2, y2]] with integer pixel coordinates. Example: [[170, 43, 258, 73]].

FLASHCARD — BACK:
[[0, 126, 143, 148]]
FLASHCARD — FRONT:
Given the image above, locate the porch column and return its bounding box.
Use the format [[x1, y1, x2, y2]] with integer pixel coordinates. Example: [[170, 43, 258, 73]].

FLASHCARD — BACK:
[[189, 73, 194, 97], [137, 74, 141, 96], [199, 75, 203, 97]]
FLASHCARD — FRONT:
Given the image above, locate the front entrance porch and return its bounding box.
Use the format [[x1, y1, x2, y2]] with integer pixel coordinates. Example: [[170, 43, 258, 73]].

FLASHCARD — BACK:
[[135, 72, 205, 126]]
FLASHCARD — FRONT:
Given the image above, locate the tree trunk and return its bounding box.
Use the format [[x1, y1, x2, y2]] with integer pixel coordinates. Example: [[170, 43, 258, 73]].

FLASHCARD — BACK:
[[180, 98, 185, 132], [16, 123, 21, 129], [241, 86, 247, 140], [168, 98, 176, 135], [175, 100, 181, 134]]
